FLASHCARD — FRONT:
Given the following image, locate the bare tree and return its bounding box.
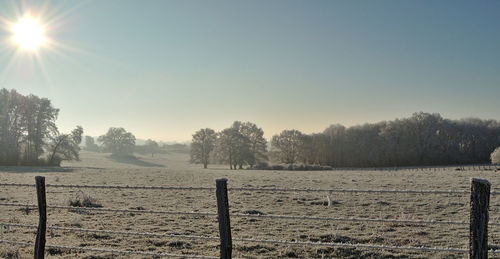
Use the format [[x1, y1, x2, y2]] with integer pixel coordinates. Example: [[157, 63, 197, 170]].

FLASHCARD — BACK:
[[47, 126, 84, 166], [190, 128, 216, 168]]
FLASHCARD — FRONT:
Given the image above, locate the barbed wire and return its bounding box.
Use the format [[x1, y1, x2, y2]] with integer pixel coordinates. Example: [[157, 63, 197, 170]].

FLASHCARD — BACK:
[[0, 183, 215, 191], [0, 239, 218, 258], [229, 187, 469, 194], [0, 203, 217, 217], [0, 183, 33, 187], [489, 248, 500, 254], [230, 213, 472, 226], [0, 203, 37, 209], [3, 203, 500, 226], [0, 222, 220, 241], [231, 237, 467, 253], [0, 183, 475, 194]]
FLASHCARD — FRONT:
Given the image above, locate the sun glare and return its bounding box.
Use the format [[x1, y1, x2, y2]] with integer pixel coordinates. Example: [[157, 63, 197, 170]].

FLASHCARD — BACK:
[[12, 16, 46, 50]]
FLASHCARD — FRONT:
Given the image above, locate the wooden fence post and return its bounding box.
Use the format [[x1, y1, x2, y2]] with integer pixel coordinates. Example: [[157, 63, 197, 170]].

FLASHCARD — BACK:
[[216, 178, 232, 259], [470, 178, 490, 259], [34, 176, 47, 259]]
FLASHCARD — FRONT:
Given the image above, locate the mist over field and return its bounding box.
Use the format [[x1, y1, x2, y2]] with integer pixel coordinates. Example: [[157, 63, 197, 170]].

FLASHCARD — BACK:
[[1, 1, 500, 258]]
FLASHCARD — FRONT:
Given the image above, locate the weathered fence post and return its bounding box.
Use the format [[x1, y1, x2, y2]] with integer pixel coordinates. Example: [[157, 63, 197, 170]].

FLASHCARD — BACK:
[[216, 178, 232, 259], [470, 178, 490, 259], [34, 176, 47, 259]]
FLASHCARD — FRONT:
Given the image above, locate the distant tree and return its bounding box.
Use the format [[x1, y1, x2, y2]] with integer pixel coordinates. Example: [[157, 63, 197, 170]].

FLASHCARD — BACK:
[[163, 143, 190, 153], [98, 127, 136, 156], [144, 139, 160, 157], [492, 147, 500, 164], [47, 126, 84, 166], [215, 124, 252, 169], [271, 129, 304, 166], [238, 122, 268, 168], [298, 134, 313, 164], [190, 128, 216, 168], [84, 136, 99, 152]]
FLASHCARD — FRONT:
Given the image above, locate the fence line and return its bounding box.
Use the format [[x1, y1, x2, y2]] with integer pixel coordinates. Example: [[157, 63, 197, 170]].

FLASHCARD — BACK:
[[230, 213, 471, 226], [0, 240, 218, 259], [0, 203, 217, 217], [0, 183, 215, 191], [0, 223, 474, 255], [1, 177, 496, 258], [232, 213, 500, 226], [8, 182, 500, 195], [231, 237, 468, 253], [0, 183, 473, 194], [0, 222, 220, 241], [229, 187, 469, 194], [4, 202, 500, 227]]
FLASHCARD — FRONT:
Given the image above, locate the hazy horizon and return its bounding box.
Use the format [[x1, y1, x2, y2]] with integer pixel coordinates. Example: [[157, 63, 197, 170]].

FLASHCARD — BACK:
[[1, 1, 499, 142]]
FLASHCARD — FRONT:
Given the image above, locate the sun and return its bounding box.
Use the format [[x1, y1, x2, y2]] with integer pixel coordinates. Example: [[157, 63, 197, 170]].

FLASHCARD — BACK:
[[12, 16, 46, 50]]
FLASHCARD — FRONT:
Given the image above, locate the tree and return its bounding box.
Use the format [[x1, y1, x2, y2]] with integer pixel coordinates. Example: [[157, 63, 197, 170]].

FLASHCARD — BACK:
[[271, 129, 304, 166], [98, 127, 136, 156], [22, 95, 59, 162], [0, 89, 60, 165], [47, 126, 83, 166], [215, 125, 252, 170], [239, 122, 268, 168], [84, 136, 99, 152], [144, 139, 160, 157], [190, 128, 216, 168], [492, 147, 500, 164]]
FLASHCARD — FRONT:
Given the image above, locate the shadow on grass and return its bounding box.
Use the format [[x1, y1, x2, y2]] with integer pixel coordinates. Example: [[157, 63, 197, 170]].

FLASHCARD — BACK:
[[0, 166, 75, 173], [109, 155, 164, 167]]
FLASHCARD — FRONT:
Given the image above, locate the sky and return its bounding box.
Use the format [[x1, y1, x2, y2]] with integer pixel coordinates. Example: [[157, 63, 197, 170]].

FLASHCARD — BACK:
[[0, 0, 499, 142]]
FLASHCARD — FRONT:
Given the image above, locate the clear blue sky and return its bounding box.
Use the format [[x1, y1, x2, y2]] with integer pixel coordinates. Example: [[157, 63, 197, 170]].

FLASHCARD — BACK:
[[1, 0, 499, 141]]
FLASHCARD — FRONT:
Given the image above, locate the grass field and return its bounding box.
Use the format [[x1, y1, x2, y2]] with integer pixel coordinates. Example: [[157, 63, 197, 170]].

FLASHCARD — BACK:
[[1, 151, 500, 258]]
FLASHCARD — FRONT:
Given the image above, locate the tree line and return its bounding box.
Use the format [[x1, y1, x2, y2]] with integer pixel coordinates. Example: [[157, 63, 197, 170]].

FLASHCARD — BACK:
[[191, 113, 500, 169], [191, 121, 268, 169], [0, 89, 83, 166], [84, 128, 184, 157]]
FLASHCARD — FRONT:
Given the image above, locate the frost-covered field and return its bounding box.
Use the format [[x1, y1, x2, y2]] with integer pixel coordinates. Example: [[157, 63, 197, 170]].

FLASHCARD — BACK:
[[1, 151, 500, 258]]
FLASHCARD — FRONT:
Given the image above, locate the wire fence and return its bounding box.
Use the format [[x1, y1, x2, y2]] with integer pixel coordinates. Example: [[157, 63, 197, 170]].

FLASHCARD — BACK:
[[0, 222, 220, 241], [3, 202, 500, 227], [0, 176, 497, 258], [7, 181, 500, 195], [0, 203, 217, 217], [0, 239, 219, 259], [0, 222, 470, 255], [0, 182, 479, 194]]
